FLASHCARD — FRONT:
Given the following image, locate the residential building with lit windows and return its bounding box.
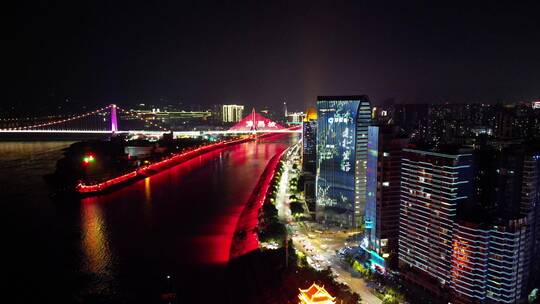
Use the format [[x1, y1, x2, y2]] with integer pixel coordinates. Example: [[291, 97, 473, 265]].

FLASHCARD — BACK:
[[448, 145, 540, 303], [222, 104, 244, 122], [316, 95, 371, 228], [521, 152, 540, 283], [286, 111, 305, 125], [364, 125, 409, 269], [398, 146, 474, 293], [450, 218, 530, 303], [399, 143, 540, 303]]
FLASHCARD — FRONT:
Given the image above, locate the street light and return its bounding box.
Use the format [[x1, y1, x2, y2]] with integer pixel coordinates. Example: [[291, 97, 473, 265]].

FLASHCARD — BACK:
[[166, 275, 172, 292]]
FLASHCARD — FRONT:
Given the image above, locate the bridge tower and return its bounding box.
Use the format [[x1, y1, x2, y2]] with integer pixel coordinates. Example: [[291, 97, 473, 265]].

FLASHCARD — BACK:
[[252, 108, 257, 131], [110, 104, 118, 133]]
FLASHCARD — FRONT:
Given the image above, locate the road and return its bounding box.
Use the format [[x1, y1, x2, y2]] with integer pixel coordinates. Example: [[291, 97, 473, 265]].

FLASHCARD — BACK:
[[275, 141, 382, 304], [290, 223, 382, 304]]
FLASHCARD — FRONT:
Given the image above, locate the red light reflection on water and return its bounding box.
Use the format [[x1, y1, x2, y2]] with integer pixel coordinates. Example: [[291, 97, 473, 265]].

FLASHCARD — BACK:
[[78, 135, 294, 270], [190, 137, 291, 264], [228, 149, 286, 259]]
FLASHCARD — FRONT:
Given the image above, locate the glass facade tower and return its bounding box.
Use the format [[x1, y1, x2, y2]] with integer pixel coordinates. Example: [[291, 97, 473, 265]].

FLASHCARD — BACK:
[[316, 95, 371, 228]]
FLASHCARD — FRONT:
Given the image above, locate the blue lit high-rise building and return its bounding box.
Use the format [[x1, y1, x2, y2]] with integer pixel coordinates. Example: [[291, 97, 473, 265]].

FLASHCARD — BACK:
[[364, 125, 409, 270], [316, 95, 371, 228]]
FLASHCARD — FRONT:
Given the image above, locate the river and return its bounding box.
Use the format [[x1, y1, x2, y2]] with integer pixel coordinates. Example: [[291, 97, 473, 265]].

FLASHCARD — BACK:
[[3, 135, 296, 303]]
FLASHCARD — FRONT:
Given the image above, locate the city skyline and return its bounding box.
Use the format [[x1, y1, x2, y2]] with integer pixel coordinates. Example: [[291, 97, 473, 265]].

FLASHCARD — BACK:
[[4, 1, 540, 303], [3, 94, 540, 303]]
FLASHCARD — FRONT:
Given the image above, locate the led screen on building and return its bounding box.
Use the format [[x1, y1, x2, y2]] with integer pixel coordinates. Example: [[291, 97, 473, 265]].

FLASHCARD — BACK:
[[316, 98, 361, 225]]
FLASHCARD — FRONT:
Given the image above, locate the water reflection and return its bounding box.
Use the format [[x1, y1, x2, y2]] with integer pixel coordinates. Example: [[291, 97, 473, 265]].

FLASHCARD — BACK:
[[144, 177, 151, 203], [80, 198, 113, 278], [0, 136, 296, 301]]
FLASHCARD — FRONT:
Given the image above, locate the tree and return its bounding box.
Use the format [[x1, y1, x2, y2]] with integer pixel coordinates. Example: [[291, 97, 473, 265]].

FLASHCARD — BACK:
[[262, 203, 278, 219], [259, 221, 286, 242], [290, 201, 304, 216], [382, 294, 399, 304]]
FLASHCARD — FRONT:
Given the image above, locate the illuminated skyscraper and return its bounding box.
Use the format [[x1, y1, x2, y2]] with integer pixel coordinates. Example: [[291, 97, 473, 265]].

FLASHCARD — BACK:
[[316, 95, 371, 228], [303, 107, 317, 174], [364, 125, 409, 269], [448, 146, 540, 303], [399, 144, 540, 303], [222, 104, 244, 122], [522, 152, 540, 281], [303, 107, 317, 212], [450, 219, 530, 303], [398, 147, 473, 292]]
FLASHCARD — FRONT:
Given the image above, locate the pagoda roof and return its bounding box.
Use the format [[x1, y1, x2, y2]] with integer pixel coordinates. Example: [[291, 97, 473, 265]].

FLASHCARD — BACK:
[[298, 283, 336, 304]]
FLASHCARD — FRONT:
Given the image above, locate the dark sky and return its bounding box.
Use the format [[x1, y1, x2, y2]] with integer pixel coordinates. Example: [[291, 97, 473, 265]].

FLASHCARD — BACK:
[[6, 1, 540, 112]]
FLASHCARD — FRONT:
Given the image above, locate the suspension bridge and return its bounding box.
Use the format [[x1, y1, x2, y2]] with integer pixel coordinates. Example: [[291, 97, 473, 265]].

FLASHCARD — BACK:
[[0, 104, 300, 137]]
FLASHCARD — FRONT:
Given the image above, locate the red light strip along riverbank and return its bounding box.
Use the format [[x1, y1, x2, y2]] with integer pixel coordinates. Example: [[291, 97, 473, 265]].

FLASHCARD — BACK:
[[229, 146, 288, 259], [75, 136, 255, 194]]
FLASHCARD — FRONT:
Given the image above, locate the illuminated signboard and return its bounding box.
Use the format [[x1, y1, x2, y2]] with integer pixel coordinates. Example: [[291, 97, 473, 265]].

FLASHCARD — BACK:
[[533, 101, 540, 109], [229, 110, 285, 131]]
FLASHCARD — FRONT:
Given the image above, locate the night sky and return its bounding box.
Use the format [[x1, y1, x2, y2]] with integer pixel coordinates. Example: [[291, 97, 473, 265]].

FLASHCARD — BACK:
[[6, 1, 540, 112]]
